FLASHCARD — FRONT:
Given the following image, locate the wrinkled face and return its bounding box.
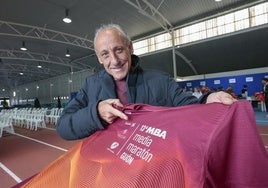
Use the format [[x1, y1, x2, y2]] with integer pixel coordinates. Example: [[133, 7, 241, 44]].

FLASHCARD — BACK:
[[95, 28, 133, 80]]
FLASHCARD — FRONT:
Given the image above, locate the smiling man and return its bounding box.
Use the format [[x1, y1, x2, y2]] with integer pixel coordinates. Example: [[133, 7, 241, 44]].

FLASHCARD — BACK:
[[94, 26, 133, 81], [56, 23, 236, 140]]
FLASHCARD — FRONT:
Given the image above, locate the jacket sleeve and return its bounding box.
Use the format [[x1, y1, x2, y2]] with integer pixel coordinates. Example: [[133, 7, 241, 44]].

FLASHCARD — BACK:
[[167, 76, 199, 106], [56, 83, 104, 140]]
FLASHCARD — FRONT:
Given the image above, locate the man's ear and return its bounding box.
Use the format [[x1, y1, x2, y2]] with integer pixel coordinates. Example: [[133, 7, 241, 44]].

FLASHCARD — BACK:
[[96, 55, 103, 64], [129, 41, 134, 54]]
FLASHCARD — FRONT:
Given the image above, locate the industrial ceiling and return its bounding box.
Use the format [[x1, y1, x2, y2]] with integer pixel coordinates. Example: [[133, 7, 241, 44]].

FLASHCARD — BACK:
[[0, 0, 267, 89]]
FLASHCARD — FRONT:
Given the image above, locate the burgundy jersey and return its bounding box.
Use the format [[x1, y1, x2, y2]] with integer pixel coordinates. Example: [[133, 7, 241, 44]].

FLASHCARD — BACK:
[[22, 101, 268, 188]]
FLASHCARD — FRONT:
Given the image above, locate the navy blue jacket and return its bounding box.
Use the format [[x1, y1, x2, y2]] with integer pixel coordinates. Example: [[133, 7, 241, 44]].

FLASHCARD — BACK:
[[56, 55, 199, 140]]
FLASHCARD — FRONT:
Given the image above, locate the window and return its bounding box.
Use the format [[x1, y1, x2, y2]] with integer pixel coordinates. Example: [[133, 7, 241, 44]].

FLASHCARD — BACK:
[[133, 2, 268, 55]]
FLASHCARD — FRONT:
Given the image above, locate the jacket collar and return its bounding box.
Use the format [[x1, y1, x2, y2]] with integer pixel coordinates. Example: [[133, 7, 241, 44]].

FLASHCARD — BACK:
[[130, 54, 144, 73]]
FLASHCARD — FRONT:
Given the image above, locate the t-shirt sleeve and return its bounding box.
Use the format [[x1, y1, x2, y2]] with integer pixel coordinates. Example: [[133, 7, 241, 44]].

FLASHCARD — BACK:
[[205, 102, 268, 188]]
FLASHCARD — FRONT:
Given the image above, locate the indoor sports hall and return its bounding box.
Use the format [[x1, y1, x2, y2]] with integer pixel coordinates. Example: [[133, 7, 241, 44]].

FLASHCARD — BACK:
[[1, 1, 268, 188]]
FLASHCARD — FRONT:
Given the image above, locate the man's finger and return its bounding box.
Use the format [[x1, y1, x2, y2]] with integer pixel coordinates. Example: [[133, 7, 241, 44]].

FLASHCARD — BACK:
[[105, 99, 124, 107], [109, 107, 128, 120]]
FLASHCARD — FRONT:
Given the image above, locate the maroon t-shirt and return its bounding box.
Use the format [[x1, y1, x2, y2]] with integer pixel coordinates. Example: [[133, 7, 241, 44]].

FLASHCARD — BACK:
[[19, 101, 268, 188], [115, 79, 128, 105]]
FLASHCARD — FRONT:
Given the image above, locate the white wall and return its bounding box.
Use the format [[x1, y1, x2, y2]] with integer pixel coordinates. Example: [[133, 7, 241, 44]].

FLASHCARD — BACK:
[[9, 69, 93, 106]]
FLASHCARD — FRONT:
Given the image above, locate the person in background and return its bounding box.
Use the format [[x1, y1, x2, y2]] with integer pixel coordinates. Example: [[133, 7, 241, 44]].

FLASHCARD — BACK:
[[241, 85, 248, 98], [56, 23, 236, 140], [34, 97, 41, 108], [217, 86, 224, 92], [188, 87, 193, 95], [226, 85, 237, 99], [181, 86, 187, 92], [261, 78, 268, 117], [57, 96, 62, 109], [200, 86, 210, 94], [192, 87, 202, 99]]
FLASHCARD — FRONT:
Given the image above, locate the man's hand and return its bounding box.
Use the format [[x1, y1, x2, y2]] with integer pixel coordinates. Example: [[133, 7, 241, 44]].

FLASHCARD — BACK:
[[98, 99, 128, 124], [206, 91, 237, 105]]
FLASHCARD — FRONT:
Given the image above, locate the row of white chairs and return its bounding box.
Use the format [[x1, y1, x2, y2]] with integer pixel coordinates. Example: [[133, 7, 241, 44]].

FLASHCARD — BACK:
[[0, 107, 64, 133], [12, 108, 47, 131]]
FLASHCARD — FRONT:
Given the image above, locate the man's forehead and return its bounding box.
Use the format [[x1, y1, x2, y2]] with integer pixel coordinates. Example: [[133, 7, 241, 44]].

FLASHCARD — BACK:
[[98, 44, 125, 53], [97, 36, 125, 50]]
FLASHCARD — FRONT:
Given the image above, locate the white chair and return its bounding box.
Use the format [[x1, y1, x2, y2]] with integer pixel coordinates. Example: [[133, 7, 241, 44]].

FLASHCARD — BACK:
[[29, 109, 46, 131], [45, 108, 59, 125], [0, 114, 15, 137], [15, 108, 30, 127], [51, 108, 64, 125]]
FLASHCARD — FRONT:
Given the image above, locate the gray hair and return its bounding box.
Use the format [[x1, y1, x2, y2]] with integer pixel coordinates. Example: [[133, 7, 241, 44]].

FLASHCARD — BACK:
[[93, 23, 131, 53]]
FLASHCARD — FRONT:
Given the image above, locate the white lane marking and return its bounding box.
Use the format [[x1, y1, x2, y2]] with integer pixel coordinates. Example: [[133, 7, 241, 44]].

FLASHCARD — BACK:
[[0, 162, 22, 183], [12, 133, 67, 152], [43, 127, 56, 131], [260, 133, 268, 136]]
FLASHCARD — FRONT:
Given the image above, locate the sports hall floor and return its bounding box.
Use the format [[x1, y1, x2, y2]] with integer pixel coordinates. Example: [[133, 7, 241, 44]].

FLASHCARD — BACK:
[[1, 110, 268, 188]]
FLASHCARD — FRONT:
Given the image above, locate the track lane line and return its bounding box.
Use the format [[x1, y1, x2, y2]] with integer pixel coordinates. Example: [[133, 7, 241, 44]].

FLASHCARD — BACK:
[[0, 162, 22, 183], [12, 133, 67, 152], [43, 127, 56, 131]]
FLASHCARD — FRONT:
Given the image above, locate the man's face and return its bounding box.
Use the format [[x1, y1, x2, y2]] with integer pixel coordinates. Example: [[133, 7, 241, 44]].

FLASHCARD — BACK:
[[95, 28, 133, 80]]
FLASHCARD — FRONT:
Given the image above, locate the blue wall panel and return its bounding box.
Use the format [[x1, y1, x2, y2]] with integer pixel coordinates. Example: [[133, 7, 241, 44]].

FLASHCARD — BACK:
[[178, 72, 268, 96]]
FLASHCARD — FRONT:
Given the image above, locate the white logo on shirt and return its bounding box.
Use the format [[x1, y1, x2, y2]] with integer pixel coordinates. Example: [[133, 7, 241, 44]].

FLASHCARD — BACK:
[[110, 142, 119, 150]]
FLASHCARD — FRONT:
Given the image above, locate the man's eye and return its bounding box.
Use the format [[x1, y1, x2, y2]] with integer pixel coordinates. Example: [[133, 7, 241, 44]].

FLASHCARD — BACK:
[[116, 48, 123, 53], [101, 53, 109, 59]]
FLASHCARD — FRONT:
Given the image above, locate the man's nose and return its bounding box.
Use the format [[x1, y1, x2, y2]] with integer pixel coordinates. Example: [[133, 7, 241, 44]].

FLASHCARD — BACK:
[[110, 52, 120, 65]]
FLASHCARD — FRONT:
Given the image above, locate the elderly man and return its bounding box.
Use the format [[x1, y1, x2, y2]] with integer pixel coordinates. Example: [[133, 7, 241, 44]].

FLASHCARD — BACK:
[[56, 24, 235, 140]]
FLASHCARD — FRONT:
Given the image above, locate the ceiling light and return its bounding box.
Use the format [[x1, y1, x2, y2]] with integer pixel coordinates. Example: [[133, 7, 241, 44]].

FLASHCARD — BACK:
[[65, 49, 71, 57], [63, 9, 72, 23], [19, 72, 24, 75], [37, 64, 42, 68], [20, 41, 27, 51], [215, 0, 222, 2]]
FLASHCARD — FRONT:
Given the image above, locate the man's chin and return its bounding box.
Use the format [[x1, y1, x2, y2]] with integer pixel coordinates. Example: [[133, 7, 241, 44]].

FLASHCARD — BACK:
[[112, 74, 127, 81]]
